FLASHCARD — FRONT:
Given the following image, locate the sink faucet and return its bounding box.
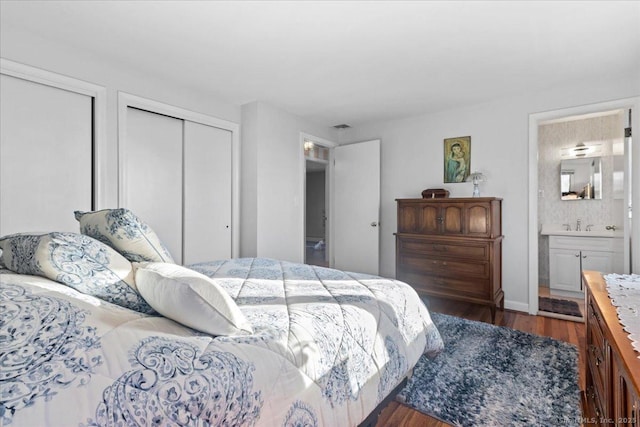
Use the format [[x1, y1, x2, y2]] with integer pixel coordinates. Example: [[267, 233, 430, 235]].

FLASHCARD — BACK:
[[576, 219, 581, 231], [586, 224, 594, 231], [562, 223, 571, 231]]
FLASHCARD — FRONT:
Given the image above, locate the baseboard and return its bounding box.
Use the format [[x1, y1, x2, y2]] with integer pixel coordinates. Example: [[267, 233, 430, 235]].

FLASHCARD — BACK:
[[504, 299, 529, 313]]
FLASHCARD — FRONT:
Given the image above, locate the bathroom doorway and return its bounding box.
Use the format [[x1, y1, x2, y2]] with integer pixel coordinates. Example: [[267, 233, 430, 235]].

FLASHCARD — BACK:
[[529, 99, 638, 320], [537, 109, 628, 320]]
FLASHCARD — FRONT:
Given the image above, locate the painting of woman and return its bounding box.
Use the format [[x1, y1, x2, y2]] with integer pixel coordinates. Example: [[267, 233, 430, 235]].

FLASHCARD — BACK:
[[444, 136, 471, 183]]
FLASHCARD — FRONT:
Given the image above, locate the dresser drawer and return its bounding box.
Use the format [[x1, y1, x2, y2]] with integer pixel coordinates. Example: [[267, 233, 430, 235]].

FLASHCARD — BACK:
[[585, 382, 606, 426], [398, 270, 490, 299], [398, 252, 490, 279], [587, 328, 608, 397], [397, 237, 489, 261], [587, 295, 608, 395], [587, 295, 606, 350]]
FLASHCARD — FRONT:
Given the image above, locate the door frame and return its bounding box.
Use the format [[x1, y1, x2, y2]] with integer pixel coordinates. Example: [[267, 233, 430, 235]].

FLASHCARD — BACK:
[[118, 92, 241, 257], [300, 132, 337, 266], [528, 96, 640, 315]]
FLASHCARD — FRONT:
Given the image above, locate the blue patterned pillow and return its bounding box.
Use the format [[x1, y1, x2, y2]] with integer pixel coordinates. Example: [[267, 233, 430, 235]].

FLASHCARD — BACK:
[[75, 208, 174, 263], [0, 232, 155, 314]]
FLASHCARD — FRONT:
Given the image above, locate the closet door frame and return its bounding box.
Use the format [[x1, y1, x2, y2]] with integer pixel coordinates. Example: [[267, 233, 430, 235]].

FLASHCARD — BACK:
[[0, 58, 107, 208], [117, 92, 240, 258]]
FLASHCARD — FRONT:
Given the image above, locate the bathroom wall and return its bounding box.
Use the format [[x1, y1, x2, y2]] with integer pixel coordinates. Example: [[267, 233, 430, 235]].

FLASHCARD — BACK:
[[537, 111, 625, 285]]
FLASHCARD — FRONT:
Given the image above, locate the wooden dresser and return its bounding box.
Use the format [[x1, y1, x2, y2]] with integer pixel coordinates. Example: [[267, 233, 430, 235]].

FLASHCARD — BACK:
[[583, 270, 639, 426], [395, 197, 504, 323]]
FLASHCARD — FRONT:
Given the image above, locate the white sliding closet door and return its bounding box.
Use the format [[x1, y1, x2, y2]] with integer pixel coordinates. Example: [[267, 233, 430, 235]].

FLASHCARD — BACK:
[[122, 104, 234, 265], [0, 74, 92, 235], [123, 107, 183, 263], [183, 121, 232, 264]]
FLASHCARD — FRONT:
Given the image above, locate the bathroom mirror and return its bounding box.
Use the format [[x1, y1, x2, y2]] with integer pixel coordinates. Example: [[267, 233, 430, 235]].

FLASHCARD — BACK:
[[560, 157, 602, 200]]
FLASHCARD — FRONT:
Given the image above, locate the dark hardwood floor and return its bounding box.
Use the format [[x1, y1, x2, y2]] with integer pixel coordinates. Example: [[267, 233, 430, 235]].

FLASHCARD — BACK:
[[375, 296, 586, 427]]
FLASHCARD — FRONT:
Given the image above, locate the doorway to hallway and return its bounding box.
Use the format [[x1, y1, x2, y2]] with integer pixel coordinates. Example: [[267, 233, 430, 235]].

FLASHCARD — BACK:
[[305, 156, 329, 267]]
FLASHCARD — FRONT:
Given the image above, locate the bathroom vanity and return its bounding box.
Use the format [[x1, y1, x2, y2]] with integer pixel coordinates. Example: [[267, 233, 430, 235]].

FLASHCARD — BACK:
[[542, 225, 623, 298]]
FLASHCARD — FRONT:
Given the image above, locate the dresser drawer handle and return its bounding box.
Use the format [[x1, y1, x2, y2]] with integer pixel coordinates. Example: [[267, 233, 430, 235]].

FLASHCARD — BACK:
[[589, 345, 602, 366]]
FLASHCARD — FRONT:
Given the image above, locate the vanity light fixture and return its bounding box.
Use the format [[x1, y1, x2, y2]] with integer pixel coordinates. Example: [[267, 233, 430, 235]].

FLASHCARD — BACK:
[[560, 141, 604, 159], [572, 142, 589, 157]]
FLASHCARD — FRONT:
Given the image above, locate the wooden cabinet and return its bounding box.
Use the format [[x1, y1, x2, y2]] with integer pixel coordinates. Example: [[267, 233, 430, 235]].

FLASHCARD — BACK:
[[583, 271, 640, 426], [396, 197, 503, 323]]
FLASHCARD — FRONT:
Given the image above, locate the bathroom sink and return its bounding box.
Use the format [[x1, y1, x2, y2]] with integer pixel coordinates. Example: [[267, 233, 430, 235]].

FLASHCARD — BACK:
[[540, 224, 622, 238]]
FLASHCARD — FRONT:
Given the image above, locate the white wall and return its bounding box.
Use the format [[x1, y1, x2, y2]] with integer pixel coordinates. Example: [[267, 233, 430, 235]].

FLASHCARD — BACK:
[[241, 101, 337, 262], [4, 23, 638, 308], [0, 28, 240, 208], [3, 28, 337, 263], [339, 72, 640, 311]]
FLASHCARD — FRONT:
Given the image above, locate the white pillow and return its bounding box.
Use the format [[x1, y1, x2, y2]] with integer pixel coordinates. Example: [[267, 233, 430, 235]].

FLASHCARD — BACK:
[[134, 262, 253, 336]]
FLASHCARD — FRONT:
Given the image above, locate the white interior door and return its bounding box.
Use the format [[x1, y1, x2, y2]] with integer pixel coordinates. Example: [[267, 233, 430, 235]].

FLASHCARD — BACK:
[[333, 139, 380, 274], [0, 74, 92, 235], [123, 107, 183, 263], [183, 121, 232, 264]]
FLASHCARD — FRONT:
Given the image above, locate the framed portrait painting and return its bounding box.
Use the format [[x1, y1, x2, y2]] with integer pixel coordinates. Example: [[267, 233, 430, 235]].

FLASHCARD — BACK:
[[443, 136, 471, 183]]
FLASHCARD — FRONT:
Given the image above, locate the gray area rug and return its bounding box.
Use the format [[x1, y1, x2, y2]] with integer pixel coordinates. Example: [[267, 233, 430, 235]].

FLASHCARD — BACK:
[[397, 313, 581, 426]]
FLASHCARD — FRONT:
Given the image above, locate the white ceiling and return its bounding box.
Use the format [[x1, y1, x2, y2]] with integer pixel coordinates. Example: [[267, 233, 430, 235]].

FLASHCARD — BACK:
[[1, 1, 639, 127]]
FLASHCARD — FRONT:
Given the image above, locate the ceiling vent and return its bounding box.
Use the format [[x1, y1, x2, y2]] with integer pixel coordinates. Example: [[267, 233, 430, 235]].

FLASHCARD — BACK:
[[333, 124, 351, 129]]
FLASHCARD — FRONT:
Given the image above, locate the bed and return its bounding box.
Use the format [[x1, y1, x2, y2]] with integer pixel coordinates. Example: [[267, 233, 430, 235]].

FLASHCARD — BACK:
[[0, 209, 443, 427]]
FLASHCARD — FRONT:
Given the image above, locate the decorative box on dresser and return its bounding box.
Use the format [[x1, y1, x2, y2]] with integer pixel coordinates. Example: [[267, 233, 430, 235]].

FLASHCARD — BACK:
[[395, 197, 504, 323], [583, 270, 639, 426]]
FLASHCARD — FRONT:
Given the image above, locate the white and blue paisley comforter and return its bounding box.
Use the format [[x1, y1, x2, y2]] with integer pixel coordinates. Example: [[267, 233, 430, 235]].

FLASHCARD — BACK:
[[1, 258, 443, 427]]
